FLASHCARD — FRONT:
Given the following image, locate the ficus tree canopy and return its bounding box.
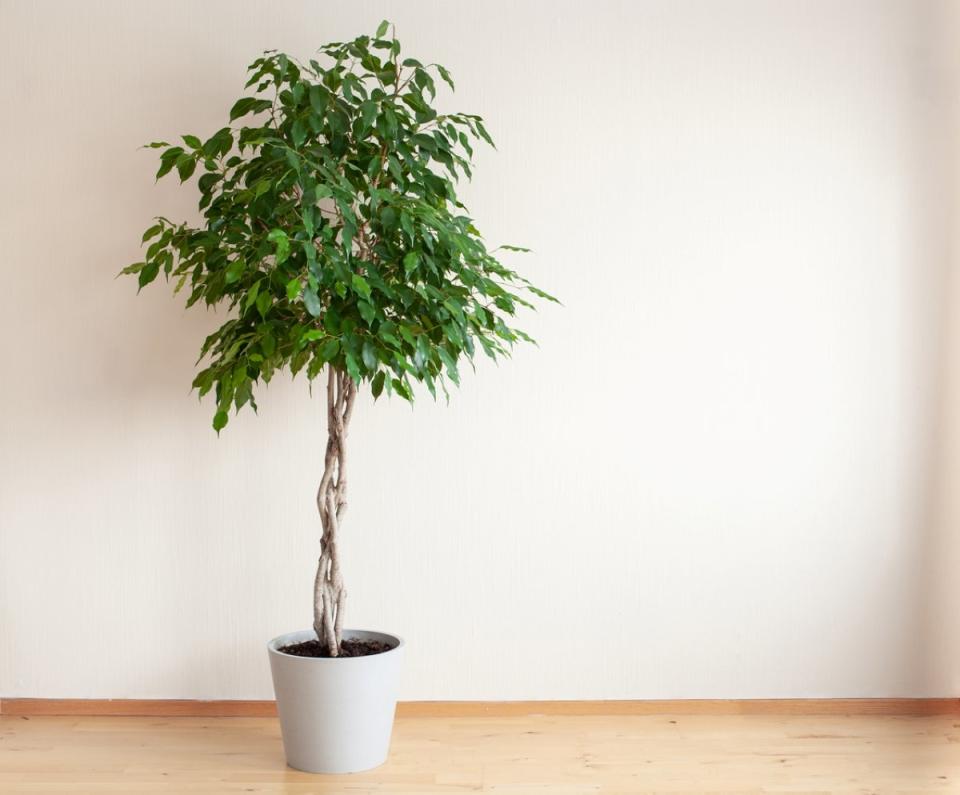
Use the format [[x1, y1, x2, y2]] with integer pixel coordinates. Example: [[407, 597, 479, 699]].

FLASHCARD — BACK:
[[123, 21, 556, 432]]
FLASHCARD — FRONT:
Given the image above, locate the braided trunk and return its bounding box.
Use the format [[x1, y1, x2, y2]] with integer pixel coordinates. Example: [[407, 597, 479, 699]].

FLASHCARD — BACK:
[[313, 366, 357, 656]]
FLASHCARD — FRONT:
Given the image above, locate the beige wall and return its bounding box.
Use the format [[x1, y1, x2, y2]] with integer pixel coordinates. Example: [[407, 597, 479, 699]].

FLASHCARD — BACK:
[[923, 0, 960, 697], [1, 0, 957, 700]]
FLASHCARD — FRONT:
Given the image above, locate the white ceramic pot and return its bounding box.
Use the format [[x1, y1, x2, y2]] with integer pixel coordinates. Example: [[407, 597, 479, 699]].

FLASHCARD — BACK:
[[267, 628, 404, 773]]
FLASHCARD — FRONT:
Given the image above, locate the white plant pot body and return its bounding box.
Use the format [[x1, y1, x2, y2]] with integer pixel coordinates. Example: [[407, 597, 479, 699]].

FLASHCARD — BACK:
[[268, 629, 404, 773]]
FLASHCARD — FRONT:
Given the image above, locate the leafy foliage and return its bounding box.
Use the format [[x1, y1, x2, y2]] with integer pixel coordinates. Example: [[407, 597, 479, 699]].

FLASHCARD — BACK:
[[123, 22, 556, 430]]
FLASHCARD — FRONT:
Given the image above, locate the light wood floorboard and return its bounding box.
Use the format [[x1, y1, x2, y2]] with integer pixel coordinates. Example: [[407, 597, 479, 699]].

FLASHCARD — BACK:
[[3, 698, 959, 718], [1, 713, 957, 793]]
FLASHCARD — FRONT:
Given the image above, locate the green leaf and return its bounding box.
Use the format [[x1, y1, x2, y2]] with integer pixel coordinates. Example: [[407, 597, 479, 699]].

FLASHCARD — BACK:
[[371, 370, 385, 398], [141, 223, 162, 243], [393, 377, 412, 401], [309, 84, 328, 114], [261, 333, 276, 357], [256, 291, 272, 319], [202, 128, 233, 157], [182, 134, 202, 149], [292, 80, 305, 104], [243, 279, 262, 312], [323, 307, 341, 334], [435, 64, 455, 90], [357, 300, 376, 324], [361, 340, 378, 369], [155, 159, 175, 179], [403, 251, 419, 275], [303, 288, 323, 317], [351, 274, 371, 300], [291, 118, 307, 147], [344, 351, 361, 382], [379, 327, 401, 349], [360, 100, 377, 130], [192, 369, 214, 395], [286, 278, 301, 301], [137, 262, 159, 290], [213, 410, 229, 433], [176, 156, 197, 181], [229, 97, 259, 121], [267, 228, 290, 264], [475, 118, 495, 148], [387, 154, 404, 184], [155, 146, 183, 180], [437, 346, 459, 375], [321, 338, 340, 360], [376, 19, 390, 38], [525, 284, 560, 303], [224, 259, 245, 283]]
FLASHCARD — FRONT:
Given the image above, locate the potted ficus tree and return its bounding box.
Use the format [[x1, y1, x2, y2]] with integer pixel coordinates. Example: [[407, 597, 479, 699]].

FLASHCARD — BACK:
[[122, 22, 554, 773]]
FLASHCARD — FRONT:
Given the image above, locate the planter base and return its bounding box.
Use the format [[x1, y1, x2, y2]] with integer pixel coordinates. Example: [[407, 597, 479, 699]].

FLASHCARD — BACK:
[[268, 629, 404, 773]]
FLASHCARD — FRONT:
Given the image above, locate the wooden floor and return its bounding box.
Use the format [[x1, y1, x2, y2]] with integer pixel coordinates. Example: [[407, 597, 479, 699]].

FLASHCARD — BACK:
[[1, 713, 958, 793]]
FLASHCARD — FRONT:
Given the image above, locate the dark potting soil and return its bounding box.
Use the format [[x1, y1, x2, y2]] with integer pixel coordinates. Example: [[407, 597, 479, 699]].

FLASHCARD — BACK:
[[278, 638, 394, 658]]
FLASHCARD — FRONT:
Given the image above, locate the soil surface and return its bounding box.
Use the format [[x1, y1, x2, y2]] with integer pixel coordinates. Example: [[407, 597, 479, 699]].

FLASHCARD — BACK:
[[278, 638, 394, 658]]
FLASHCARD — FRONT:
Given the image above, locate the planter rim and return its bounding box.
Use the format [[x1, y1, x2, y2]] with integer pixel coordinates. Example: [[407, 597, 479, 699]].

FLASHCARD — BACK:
[[267, 628, 404, 664]]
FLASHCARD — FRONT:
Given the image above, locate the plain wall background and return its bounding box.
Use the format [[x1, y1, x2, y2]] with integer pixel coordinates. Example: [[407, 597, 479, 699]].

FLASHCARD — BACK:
[[1, 0, 958, 700]]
